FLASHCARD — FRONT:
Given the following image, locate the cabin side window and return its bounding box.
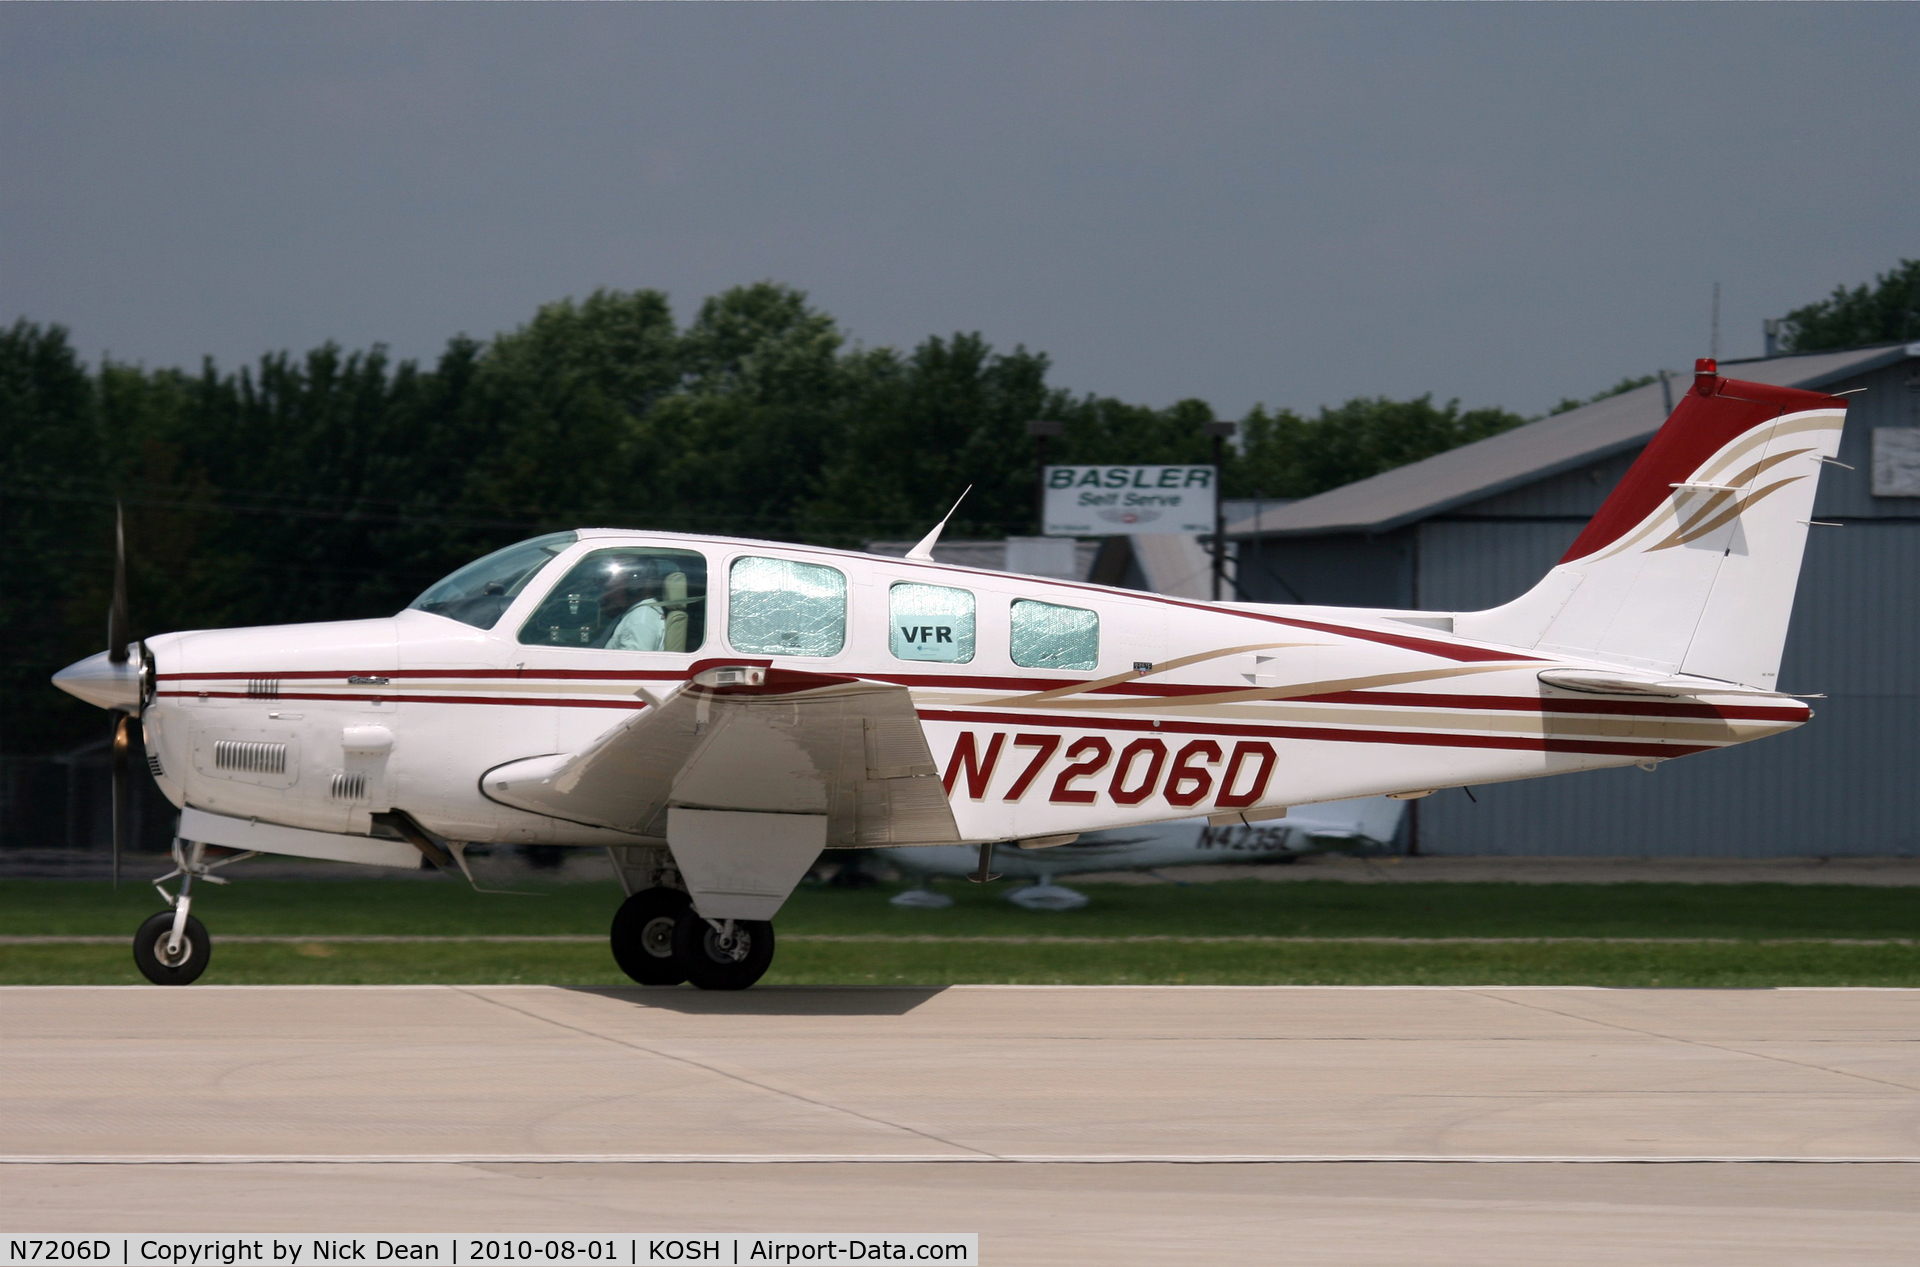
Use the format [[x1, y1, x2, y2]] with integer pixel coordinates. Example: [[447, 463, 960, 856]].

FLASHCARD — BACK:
[[889, 583, 975, 664], [728, 557, 847, 657], [1009, 599, 1099, 671], [517, 548, 708, 651]]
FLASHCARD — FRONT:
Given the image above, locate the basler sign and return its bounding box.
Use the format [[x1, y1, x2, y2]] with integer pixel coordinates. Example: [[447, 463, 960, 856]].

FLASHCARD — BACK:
[[1042, 465, 1216, 536]]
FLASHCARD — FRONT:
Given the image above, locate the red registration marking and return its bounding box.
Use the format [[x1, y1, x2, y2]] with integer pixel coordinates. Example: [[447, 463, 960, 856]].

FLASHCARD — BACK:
[[1108, 738, 1167, 806], [1164, 740, 1221, 807], [1049, 737, 1113, 805], [943, 732, 1007, 799], [941, 729, 1276, 810], [1215, 741, 1277, 809], [1003, 733, 1059, 801]]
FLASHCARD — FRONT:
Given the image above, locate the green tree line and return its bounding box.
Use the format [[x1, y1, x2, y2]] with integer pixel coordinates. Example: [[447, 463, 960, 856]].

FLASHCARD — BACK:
[[0, 278, 1648, 755], [1780, 259, 1920, 352]]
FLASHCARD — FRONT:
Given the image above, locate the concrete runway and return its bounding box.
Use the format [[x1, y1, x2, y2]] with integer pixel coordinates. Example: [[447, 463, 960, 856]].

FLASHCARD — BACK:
[[3, 985, 1917, 1263]]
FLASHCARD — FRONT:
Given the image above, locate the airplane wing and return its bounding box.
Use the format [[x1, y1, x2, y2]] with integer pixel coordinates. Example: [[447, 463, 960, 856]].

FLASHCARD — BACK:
[[482, 665, 960, 848]]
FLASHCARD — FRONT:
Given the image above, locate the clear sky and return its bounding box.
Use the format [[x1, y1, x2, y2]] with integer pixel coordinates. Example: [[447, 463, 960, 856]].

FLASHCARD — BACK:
[[4, 3, 1915, 420]]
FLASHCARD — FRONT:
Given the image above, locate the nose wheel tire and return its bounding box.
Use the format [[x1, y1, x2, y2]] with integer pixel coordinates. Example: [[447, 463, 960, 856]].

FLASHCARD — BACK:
[[133, 911, 211, 985], [610, 887, 693, 985], [672, 910, 775, 991]]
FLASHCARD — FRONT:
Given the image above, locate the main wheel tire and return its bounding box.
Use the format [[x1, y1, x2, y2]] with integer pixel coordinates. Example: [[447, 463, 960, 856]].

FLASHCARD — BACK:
[[133, 911, 211, 985], [610, 887, 693, 985], [671, 910, 775, 991]]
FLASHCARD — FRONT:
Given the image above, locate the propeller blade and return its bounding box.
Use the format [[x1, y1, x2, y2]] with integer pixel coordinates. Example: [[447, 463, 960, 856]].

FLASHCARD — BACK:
[[111, 712, 131, 889], [108, 504, 130, 665]]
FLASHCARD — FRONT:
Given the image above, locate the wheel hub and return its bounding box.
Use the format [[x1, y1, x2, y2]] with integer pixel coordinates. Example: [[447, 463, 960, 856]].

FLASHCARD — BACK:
[[154, 933, 193, 968], [641, 915, 677, 959], [706, 926, 751, 963]]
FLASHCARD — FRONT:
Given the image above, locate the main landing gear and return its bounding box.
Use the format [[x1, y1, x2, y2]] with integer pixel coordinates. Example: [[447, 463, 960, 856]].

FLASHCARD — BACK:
[[133, 838, 254, 986], [609, 887, 775, 991]]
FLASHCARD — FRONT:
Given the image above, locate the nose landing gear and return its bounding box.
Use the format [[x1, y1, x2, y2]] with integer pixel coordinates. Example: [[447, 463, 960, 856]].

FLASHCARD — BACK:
[[133, 909, 210, 984], [133, 837, 254, 986]]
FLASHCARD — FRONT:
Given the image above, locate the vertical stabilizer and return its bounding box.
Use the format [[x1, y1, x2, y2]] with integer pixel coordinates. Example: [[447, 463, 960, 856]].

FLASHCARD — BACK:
[[1455, 360, 1847, 689]]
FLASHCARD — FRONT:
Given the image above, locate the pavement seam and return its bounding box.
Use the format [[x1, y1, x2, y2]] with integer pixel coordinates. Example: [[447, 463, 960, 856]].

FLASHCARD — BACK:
[[1463, 988, 1920, 1094], [451, 985, 998, 1161], [5, 983, 1918, 991], [3, 1154, 1918, 1165]]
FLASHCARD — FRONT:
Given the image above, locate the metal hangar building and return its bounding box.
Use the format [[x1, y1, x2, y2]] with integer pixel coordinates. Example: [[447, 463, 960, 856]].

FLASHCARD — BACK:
[[1227, 344, 1920, 857]]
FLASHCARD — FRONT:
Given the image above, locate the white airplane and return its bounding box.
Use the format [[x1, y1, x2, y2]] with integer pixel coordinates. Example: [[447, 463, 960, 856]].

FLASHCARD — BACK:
[[54, 359, 1846, 988], [872, 797, 1406, 910]]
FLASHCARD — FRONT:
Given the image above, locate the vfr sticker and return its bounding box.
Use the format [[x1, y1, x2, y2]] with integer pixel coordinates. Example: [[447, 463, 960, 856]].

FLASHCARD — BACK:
[[942, 730, 1277, 810]]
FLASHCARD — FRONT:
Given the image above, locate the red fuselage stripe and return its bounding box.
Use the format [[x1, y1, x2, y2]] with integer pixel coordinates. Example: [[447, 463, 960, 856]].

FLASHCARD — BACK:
[[1285, 688, 1806, 723], [155, 690, 647, 710], [912, 708, 1725, 760], [156, 671, 1801, 721], [156, 668, 683, 682]]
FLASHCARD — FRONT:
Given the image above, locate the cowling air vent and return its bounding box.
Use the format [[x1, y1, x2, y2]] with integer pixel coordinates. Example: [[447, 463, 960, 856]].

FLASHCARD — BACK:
[[146, 751, 166, 780], [213, 740, 288, 775], [246, 679, 282, 700], [329, 771, 369, 801]]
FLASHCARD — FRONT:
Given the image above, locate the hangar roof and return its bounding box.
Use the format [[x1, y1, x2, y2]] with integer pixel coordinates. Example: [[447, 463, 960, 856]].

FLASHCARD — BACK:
[[1230, 343, 1920, 540]]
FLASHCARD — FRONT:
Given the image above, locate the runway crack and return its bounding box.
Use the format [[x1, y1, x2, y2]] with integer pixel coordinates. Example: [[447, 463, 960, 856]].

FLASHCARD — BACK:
[[452, 987, 997, 1159], [1463, 989, 1920, 1094]]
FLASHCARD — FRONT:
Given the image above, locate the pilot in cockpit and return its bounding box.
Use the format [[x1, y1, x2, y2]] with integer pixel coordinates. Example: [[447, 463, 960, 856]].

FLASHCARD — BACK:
[[600, 563, 667, 651]]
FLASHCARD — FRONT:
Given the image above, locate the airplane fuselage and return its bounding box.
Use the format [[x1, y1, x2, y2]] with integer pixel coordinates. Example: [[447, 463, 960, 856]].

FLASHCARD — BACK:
[[131, 529, 1808, 853]]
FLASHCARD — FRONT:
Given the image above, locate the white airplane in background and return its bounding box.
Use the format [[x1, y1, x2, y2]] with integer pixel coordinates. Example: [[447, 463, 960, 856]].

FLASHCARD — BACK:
[[873, 797, 1406, 910], [54, 360, 1847, 988]]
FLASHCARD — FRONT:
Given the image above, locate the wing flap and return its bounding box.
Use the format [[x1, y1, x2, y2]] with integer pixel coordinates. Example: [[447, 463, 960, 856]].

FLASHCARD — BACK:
[[482, 665, 960, 846]]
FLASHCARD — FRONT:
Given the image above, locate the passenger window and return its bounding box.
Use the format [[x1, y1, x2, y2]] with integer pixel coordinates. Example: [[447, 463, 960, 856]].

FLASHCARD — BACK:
[[1009, 599, 1098, 671], [890, 583, 975, 664], [729, 557, 847, 658], [517, 548, 707, 651]]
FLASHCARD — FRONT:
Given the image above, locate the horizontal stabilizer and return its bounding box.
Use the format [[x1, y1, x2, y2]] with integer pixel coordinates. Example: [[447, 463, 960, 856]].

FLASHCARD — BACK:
[[1535, 668, 1802, 699]]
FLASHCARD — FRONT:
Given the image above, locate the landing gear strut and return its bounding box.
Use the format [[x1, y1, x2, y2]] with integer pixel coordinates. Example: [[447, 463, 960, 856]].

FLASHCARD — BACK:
[[608, 887, 776, 990], [133, 837, 253, 986], [607, 846, 783, 990], [671, 910, 775, 991]]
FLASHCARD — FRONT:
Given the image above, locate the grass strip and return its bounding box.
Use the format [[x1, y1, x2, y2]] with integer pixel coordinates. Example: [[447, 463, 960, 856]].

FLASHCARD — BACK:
[[4, 878, 1919, 940], [6, 938, 1917, 988], [5, 933, 1917, 945]]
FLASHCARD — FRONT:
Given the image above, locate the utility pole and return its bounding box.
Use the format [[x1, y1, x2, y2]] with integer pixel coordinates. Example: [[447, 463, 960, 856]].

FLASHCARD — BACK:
[[1204, 421, 1236, 600], [1025, 419, 1064, 534]]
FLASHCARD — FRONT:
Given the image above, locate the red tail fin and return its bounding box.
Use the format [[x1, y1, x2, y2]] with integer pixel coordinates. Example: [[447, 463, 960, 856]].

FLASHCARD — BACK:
[[1457, 363, 1848, 689]]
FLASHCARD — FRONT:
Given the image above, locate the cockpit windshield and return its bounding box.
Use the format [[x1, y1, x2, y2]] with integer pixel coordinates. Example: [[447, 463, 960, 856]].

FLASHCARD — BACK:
[[405, 531, 579, 630]]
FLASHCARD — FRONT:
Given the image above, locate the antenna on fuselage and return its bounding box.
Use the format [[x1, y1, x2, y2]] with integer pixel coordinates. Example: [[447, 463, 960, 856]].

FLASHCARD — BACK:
[[903, 485, 973, 562]]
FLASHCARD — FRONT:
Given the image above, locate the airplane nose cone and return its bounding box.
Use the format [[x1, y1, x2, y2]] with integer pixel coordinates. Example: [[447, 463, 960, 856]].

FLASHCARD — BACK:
[[52, 650, 143, 711]]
